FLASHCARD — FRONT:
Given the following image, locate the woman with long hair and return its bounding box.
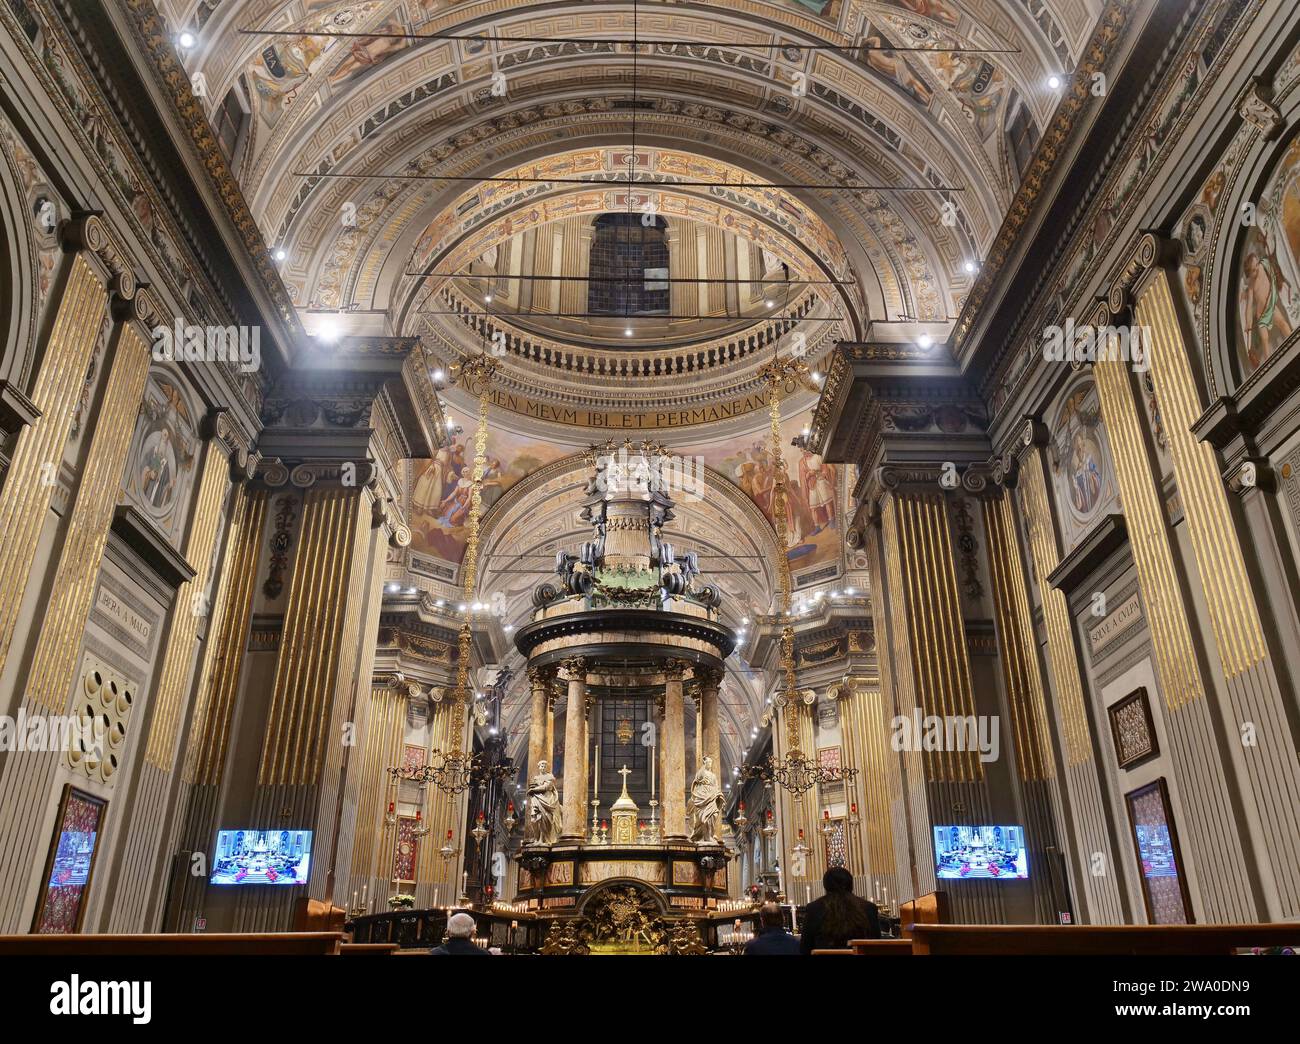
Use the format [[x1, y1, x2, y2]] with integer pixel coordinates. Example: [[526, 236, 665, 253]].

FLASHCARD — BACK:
[[799, 866, 881, 953]]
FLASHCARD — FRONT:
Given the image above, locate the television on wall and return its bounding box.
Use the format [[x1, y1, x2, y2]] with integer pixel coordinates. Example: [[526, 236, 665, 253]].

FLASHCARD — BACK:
[[209, 829, 312, 886], [933, 825, 1029, 880]]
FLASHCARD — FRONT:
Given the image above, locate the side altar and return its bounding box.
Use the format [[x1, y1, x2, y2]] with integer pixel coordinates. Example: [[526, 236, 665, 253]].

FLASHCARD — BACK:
[[510, 444, 737, 933]]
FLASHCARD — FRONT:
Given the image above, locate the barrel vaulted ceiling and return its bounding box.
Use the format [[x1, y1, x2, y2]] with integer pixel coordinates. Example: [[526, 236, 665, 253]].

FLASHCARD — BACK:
[[157, 0, 1103, 770], [171, 0, 1100, 351]]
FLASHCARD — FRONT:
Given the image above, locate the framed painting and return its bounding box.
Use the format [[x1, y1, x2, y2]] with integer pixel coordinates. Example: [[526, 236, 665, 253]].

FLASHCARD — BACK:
[[1125, 778, 1193, 925], [32, 785, 108, 933], [1109, 687, 1158, 769]]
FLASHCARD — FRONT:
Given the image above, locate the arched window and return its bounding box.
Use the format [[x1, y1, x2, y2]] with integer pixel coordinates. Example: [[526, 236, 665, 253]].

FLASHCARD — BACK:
[[587, 213, 669, 316], [213, 76, 251, 163]]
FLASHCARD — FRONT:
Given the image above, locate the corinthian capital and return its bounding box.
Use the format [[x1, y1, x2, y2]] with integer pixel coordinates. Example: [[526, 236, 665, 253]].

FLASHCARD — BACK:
[[559, 656, 588, 681]]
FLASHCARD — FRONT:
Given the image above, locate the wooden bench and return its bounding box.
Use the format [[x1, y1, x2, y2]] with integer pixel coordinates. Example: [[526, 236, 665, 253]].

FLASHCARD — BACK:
[[848, 938, 914, 955], [908, 923, 1300, 956], [0, 932, 344, 956], [340, 942, 399, 956], [810, 948, 855, 955]]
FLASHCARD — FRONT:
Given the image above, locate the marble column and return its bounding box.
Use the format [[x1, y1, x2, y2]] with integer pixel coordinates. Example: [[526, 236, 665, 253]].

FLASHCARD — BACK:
[[698, 667, 723, 842], [559, 656, 590, 842], [661, 659, 689, 841], [699, 667, 723, 774], [526, 665, 554, 780]]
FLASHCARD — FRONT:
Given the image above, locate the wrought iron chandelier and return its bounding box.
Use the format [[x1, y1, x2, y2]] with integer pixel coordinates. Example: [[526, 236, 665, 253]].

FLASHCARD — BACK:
[[737, 355, 858, 799], [401, 351, 501, 798]]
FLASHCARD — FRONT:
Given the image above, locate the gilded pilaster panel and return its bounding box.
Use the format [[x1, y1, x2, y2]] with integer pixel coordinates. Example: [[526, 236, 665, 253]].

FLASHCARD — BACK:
[[982, 496, 1055, 781], [0, 255, 106, 680], [144, 445, 230, 768], [183, 487, 267, 785], [1138, 272, 1300, 915], [24, 324, 150, 711], [257, 487, 366, 786], [1094, 348, 1255, 921]]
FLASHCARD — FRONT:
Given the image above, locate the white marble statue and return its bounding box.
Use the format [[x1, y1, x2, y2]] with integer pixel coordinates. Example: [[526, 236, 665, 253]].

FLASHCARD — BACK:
[[527, 760, 561, 844], [689, 755, 724, 844]]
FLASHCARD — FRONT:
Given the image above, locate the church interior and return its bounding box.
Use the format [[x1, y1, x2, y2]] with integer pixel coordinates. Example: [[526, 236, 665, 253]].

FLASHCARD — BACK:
[[3, 0, 1300, 963]]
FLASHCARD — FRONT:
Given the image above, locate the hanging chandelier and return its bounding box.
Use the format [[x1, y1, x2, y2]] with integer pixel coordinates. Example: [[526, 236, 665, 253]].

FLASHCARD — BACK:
[[411, 351, 500, 797], [738, 354, 858, 798]]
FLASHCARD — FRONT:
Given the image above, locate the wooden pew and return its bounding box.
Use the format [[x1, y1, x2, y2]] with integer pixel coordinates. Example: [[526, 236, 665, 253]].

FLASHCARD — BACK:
[[849, 939, 914, 955], [909, 923, 1300, 956], [0, 932, 343, 956], [340, 942, 399, 956], [811, 948, 855, 955]]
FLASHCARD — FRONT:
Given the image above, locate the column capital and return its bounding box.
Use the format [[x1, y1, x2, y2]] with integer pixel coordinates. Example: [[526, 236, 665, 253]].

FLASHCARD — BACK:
[[696, 665, 724, 691], [661, 657, 690, 681], [559, 655, 589, 681], [528, 663, 557, 687]]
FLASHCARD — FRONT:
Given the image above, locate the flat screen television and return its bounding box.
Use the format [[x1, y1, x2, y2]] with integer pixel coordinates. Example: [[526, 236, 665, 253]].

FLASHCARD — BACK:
[[210, 829, 312, 886], [933, 825, 1028, 880]]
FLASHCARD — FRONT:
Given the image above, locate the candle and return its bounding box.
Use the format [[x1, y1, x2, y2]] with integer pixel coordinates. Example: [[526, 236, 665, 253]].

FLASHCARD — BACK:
[[594, 744, 600, 797], [650, 746, 655, 796]]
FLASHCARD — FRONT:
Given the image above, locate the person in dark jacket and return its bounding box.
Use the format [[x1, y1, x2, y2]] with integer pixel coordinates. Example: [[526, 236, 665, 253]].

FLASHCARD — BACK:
[[430, 911, 491, 955], [799, 866, 881, 954], [743, 903, 802, 955]]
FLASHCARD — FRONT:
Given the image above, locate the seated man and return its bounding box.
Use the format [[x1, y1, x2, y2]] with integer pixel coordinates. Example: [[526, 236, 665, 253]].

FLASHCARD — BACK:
[[430, 912, 491, 956], [743, 903, 801, 955]]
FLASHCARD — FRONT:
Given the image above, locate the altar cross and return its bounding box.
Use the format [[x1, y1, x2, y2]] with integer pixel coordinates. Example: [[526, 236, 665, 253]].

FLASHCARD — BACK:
[[618, 765, 632, 788]]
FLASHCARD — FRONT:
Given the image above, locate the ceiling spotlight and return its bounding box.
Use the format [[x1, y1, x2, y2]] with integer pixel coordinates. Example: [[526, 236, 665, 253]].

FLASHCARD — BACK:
[[489, 726, 498, 735], [1047, 74, 1062, 90], [624, 327, 634, 337], [404, 586, 416, 595], [845, 586, 856, 595], [741, 617, 749, 625], [386, 582, 399, 592], [432, 368, 445, 381], [811, 371, 822, 382], [178, 31, 196, 49], [274, 247, 287, 262], [504, 624, 514, 633], [764, 299, 775, 309], [446, 418, 456, 428], [435, 598, 446, 607], [484, 293, 493, 303], [458, 603, 468, 612], [963, 259, 977, 274], [917, 333, 934, 349]]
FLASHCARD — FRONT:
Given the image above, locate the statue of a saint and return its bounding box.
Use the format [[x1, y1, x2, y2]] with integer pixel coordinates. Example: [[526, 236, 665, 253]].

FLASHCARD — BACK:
[[689, 755, 723, 844], [527, 760, 561, 844]]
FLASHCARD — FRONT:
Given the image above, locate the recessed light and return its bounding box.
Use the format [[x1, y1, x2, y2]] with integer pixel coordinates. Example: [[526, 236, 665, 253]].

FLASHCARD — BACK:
[[178, 31, 196, 49], [1047, 75, 1062, 90], [963, 260, 977, 274], [274, 247, 287, 262], [918, 333, 934, 349]]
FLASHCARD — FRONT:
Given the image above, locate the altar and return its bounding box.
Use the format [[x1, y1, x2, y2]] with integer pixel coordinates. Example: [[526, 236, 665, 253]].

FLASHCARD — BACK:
[[506, 444, 737, 945]]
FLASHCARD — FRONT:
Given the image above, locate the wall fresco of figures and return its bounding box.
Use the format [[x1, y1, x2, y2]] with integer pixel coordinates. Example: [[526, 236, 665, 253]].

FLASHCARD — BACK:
[[1047, 377, 1120, 554], [406, 406, 842, 580], [1236, 134, 1300, 374]]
